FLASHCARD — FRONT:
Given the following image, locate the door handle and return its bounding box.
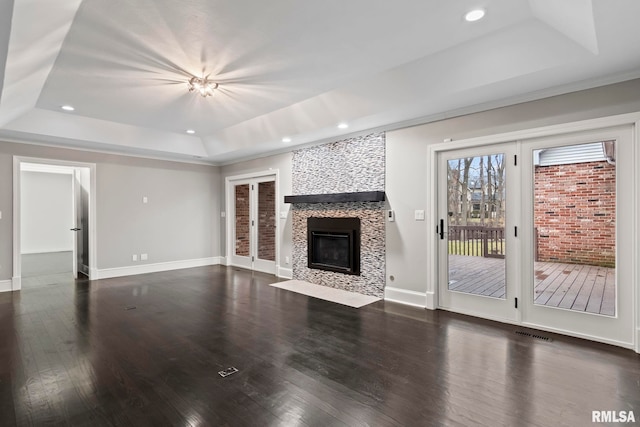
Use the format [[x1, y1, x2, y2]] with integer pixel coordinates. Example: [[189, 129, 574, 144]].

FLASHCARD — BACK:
[[70, 228, 81, 231], [439, 219, 445, 240]]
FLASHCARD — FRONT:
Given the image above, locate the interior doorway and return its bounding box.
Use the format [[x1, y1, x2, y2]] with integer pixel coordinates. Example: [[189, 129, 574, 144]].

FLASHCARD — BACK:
[[12, 157, 97, 291]]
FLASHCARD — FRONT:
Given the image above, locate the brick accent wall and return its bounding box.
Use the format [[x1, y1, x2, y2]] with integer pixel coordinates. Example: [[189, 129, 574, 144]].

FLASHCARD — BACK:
[[534, 161, 615, 267], [258, 181, 276, 261], [234, 184, 250, 256]]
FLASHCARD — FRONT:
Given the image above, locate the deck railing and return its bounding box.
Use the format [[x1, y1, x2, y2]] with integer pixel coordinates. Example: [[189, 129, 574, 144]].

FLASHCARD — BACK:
[[448, 225, 505, 258]]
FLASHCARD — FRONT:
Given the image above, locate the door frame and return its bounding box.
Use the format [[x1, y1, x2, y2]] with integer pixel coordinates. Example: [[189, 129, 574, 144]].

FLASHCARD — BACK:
[[225, 170, 280, 274], [12, 156, 97, 290], [427, 112, 640, 352]]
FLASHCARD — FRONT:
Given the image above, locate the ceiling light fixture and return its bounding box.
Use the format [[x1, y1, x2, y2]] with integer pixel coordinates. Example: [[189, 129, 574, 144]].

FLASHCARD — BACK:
[[282, 137, 292, 143], [337, 123, 349, 129], [465, 9, 485, 22], [61, 105, 75, 111], [186, 129, 196, 134], [188, 76, 219, 97]]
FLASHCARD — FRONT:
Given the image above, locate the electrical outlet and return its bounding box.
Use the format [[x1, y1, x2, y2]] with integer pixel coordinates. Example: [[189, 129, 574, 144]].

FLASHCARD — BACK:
[[285, 256, 290, 264], [140, 253, 148, 261], [132, 254, 138, 261], [142, 196, 148, 204]]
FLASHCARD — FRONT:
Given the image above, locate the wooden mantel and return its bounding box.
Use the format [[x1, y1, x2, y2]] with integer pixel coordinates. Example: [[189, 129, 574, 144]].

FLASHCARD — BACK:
[[284, 191, 385, 204]]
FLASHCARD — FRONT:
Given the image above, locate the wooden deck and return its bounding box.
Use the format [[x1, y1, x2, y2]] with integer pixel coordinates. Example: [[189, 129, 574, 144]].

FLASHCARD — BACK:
[[448, 255, 615, 316]]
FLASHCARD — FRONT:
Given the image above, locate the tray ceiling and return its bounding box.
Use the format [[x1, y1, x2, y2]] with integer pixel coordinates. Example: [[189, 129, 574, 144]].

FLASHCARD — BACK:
[[1, 0, 640, 164]]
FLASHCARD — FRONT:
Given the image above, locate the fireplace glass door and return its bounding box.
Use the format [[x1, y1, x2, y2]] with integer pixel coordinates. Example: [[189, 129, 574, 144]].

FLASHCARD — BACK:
[[307, 217, 360, 275]]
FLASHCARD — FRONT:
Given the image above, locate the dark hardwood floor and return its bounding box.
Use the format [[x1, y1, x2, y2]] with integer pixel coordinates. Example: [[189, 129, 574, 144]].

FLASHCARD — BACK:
[[0, 266, 638, 426]]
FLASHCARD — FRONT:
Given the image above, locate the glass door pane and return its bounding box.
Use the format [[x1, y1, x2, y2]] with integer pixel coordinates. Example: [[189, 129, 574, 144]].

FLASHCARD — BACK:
[[532, 141, 616, 316], [522, 125, 633, 347], [234, 184, 250, 257], [257, 181, 276, 261], [447, 154, 507, 299]]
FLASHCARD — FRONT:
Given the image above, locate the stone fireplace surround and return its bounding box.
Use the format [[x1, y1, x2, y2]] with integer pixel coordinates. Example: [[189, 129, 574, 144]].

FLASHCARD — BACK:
[[288, 132, 385, 298]]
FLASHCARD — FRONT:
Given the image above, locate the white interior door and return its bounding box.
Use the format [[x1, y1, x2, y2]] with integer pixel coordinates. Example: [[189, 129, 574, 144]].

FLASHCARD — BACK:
[[71, 169, 79, 278], [71, 168, 90, 278], [437, 143, 519, 324], [520, 125, 634, 347], [229, 176, 277, 274]]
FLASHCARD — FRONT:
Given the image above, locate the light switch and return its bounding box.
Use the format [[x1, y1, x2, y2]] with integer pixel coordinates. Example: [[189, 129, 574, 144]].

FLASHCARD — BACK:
[[141, 253, 148, 261], [143, 196, 148, 204], [414, 210, 425, 221], [280, 211, 287, 219], [0, 210, 2, 219], [221, 211, 226, 218]]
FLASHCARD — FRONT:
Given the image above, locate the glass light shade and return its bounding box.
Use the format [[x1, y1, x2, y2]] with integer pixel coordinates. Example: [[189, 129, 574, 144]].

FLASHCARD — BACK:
[[188, 77, 219, 97]]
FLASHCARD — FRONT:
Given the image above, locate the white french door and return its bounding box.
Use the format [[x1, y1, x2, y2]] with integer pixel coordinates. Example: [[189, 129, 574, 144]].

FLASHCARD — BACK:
[[228, 175, 277, 274], [519, 125, 634, 346], [437, 143, 520, 324], [437, 125, 635, 348]]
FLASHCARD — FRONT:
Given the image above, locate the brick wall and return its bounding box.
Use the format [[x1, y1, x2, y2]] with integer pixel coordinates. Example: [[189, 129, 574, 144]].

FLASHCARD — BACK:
[[534, 161, 615, 267], [258, 181, 276, 261], [234, 184, 250, 256]]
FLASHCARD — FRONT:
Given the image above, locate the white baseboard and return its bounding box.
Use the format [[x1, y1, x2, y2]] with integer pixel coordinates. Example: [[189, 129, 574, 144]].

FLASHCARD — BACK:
[[425, 291, 436, 310], [277, 266, 293, 279], [384, 286, 427, 308], [21, 249, 73, 255], [0, 280, 12, 293], [219, 256, 228, 266], [12, 277, 21, 291], [635, 327, 640, 354], [96, 257, 221, 280]]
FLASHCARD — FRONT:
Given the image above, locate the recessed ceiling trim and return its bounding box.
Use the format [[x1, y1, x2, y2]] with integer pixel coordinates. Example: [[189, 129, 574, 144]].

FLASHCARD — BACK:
[[529, 0, 599, 54], [0, 0, 83, 127]]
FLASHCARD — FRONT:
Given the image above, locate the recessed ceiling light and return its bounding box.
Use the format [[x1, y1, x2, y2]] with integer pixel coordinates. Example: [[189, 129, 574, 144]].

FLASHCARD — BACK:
[[186, 129, 196, 134], [337, 123, 349, 129], [465, 9, 485, 22], [282, 137, 292, 143], [61, 105, 75, 111]]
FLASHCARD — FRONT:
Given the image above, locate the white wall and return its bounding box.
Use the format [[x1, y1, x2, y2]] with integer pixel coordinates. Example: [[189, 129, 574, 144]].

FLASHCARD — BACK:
[[20, 170, 73, 254], [97, 160, 219, 269], [0, 141, 221, 281]]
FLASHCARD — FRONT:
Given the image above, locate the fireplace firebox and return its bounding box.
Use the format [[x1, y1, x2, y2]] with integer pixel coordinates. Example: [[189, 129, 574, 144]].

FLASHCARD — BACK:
[[307, 217, 360, 275]]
